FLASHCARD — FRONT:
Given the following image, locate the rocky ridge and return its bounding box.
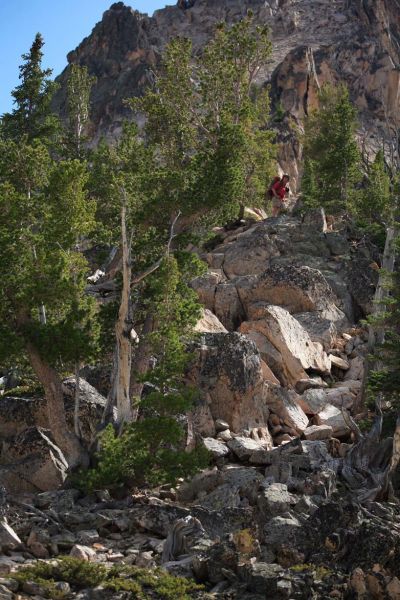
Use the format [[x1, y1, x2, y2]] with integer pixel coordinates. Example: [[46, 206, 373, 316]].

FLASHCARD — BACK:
[[52, 0, 400, 186], [2, 211, 398, 599]]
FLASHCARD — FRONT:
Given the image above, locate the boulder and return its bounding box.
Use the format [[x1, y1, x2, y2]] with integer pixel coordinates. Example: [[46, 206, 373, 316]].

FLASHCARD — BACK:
[[202, 438, 230, 459], [324, 232, 349, 256], [295, 377, 328, 394], [263, 513, 302, 548], [299, 382, 357, 415], [257, 483, 293, 518], [0, 378, 107, 447], [69, 544, 96, 561], [297, 388, 336, 415], [227, 437, 266, 461], [344, 355, 364, 381], [240, 329, 289, 385], [265, 385, 309, 434], [190, 271, 224, 312], [324, 387, 356, 410], [260, 360, 280, 385], [0, 396, 47, 439], [0, 427, 68, 493], [188, 333, 268, 434], [220, 465, 264, 504], [219, 224, 279, 279], [194, 309, 227, 334], [0, 522, 21, 551], [214, 282, 245, 330], [329, 354, 350, 370], [294, 311, 338, 350], [177, 469, 222, 503], [198, 484, 242, 510], [236, 264, 340, 319], [215, 419, 230, 432], [217, 429, 232, 442], [300, 440, 331, 465], [62, 377, 109, 446], [303, 425, 333, 441], [315, 405, 350, 437], [240, 305, 330, 388], [246, 562, 286, 595]]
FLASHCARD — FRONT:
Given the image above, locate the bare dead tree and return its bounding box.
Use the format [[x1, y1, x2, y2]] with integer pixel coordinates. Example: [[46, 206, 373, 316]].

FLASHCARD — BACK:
[[101, 208, 181, 428]]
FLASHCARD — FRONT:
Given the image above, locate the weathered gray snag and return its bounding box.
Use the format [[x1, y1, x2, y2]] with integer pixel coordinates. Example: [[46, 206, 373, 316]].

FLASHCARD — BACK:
[[103, 209, 181, 427], [341, 402, 400, 502]]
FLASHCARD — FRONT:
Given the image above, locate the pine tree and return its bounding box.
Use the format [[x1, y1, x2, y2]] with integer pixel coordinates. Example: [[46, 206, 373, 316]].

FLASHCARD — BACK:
[[302, 84, 361, 212], [65, 64, 96, 158], [0, 137, 98, 466], [1, 33, 59, 143], [130, 13, 276, 225], [301, 157, 318, 209], [358, 150, 391, 222]]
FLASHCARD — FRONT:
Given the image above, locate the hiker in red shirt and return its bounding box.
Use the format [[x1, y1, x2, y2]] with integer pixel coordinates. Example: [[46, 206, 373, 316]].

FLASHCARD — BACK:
[[268, 175, 290, 217]]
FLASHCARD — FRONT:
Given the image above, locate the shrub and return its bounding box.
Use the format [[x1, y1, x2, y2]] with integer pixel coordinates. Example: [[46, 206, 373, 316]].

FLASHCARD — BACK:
[[12, 557, 205, 599]]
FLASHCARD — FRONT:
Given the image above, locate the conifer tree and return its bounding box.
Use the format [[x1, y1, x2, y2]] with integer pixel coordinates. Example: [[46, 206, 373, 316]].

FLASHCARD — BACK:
[[0, 37, 98, 467], [130, 13, 276, 225], [358, 150, 391, 223], [302, 84, 361, 212], [65, 64, 96, 158], [1, 33, 59, 143], [0, 138, 98, 465]]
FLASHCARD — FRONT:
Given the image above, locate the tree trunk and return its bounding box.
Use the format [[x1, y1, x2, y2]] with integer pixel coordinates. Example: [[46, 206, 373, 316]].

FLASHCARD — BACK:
[[74, 362, 81, 438], [368, 225, 396, 352], [25, 341, 87, 468], [130, 314, 153, 421], [114, 200, 133, 426], [360, 225, 397, 407], [102, 343, 118, 425]]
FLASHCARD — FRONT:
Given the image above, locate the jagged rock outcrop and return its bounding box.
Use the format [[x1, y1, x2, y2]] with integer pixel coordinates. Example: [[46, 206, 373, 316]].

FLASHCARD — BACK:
[[195, 214, 378, 332], [186, 212, 377, 452], [52, 0, 400, 185]]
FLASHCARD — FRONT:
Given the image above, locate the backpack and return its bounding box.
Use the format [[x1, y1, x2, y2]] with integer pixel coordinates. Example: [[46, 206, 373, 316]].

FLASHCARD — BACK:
[[267, 176, 281, 198]]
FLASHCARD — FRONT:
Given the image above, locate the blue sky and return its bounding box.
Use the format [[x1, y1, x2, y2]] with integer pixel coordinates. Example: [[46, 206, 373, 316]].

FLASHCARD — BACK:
[[0, 1, 174, 115]]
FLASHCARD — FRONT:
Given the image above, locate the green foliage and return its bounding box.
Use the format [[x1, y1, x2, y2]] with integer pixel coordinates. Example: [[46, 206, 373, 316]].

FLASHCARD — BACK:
[[0, 136, 99, 370], [301, 84, 361, 212], [1, 33, 59, 144], [78, 420, 210, 493], [65, 64, 96, 158], [12, 557, 204, 599], [301, 157, 319, 209], [355, 150, 392, 228], [273, 100, 286, 123], [130, 14, 276, 225], [367, 248, 400, 405], [77, 255, 209, 492]]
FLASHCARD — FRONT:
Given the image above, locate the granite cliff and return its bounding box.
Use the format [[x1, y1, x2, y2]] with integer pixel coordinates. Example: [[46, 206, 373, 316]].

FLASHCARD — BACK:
[[52, 0, 400, 185]]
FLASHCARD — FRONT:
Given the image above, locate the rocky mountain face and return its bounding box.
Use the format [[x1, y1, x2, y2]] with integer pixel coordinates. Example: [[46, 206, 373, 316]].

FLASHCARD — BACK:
[[52, 0, 400, 185], [2, 211, 399, 599], [1, 2, 400, 597]]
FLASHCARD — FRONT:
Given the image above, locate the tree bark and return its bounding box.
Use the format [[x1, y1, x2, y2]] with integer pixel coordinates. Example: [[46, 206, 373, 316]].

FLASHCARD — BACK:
[[130, 314, 153, 420], [360, 225, 397, 407], [114, 199, 133, 426], [104, 210, 181, 427], [368, 225, 396, 352], [74, 362, 81, 438], [25, 341, 87, 468]]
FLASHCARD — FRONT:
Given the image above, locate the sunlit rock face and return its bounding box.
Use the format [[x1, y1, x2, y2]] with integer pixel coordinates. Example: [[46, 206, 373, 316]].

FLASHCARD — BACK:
[[52, 0, 400, 186]]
